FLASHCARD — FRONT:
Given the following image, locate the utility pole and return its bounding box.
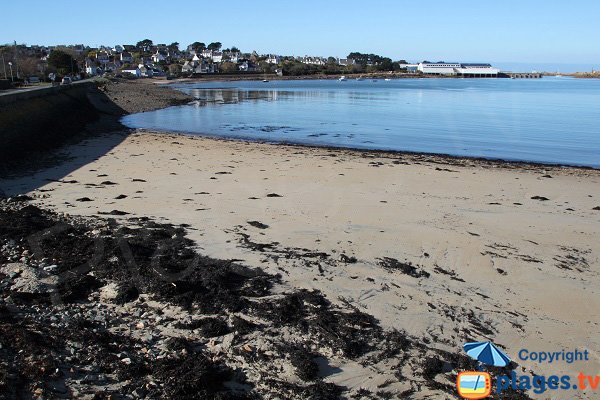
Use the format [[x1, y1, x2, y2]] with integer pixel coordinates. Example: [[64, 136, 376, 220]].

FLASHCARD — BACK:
[[14, 41, 20, 79]]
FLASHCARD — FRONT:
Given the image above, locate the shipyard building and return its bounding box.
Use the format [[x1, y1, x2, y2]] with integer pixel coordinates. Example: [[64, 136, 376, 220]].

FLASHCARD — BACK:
[[417, 62, 500, 77]]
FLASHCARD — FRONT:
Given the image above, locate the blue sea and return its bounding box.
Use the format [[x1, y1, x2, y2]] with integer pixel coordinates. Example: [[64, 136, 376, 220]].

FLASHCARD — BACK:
[[121, 78, 600, 167]]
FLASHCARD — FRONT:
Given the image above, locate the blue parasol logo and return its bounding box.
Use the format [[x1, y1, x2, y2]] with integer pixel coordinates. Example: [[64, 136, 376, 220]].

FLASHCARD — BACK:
[[463, 341, 511, 367]]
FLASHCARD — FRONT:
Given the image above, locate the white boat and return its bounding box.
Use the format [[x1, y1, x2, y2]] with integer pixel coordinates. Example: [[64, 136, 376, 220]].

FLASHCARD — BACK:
[[338, 76, 347, 81], [384, 78, 391, 81], [356, 76, 364, 81]]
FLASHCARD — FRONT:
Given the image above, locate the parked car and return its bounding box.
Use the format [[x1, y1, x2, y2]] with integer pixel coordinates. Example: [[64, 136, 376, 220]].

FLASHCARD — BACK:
[[28, 76, 40, 84], [61, 76, 72, 85]]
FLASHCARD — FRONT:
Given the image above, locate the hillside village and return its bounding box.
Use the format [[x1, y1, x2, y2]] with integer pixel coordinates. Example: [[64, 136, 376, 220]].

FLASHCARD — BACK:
[[0, 40, 414, 81]]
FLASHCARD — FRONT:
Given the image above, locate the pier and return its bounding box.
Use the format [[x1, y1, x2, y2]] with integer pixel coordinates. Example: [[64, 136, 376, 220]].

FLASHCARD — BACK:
[[499, 72, 543, 79]]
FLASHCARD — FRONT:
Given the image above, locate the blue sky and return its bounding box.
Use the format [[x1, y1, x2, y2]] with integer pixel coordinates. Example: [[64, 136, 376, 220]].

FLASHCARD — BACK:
[[2, 0, 599, 71]]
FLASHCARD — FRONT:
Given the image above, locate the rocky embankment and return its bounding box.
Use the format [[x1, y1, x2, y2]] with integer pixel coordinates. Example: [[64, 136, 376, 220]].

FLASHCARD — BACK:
[[94, 79, 192, 115], [572, 71, 600, 79], [0, 79, 192, 175]]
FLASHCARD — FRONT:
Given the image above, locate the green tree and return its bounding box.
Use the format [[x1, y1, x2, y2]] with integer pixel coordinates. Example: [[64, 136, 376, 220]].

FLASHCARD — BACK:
[[47, 50, 78, 75], [220, 62, 238, 73], [230, 46, 240, 53], [168, 64, 182, 75], [258, 61, 272, 73], [136, 39, 153, 49], [378, 57, 393, 71], [207, 42, 222, 51], [189, 42, 206, 51]]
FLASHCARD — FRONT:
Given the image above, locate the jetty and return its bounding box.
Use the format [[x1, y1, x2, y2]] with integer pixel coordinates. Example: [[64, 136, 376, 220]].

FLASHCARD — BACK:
[[499, 72, 543, 79]]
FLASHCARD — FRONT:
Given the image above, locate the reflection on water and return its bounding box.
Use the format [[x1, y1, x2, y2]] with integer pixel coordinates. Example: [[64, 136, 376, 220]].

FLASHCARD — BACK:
[[122, 78, 600, 167], [184, 88, 379, 105], [185, 88, 284, 104]]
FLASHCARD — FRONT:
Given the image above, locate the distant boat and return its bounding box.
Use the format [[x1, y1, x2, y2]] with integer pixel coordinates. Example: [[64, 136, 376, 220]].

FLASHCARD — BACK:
[[356, 76, 364, 81], [372, 79, 378, 82], [262, 79, 269, 82], [338, 76, 347, 81], [384, 78, 391, 81]]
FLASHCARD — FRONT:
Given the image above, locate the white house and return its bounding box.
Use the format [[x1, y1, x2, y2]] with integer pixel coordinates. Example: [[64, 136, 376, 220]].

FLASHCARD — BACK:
[[238, 61, 256, 72], [139, 65, 153, 77], [152, 51, 166, 63], [182, 61, 194, 74], [212, 51, 223, 63], [201, 49, 213, 58], [266, 54, 281, 64], [225, 51, 240, 63], [191, 54, 201, 66], [85, 58, 101, 75], [122, 68, 141, 78], [301, 56, 326, 65]]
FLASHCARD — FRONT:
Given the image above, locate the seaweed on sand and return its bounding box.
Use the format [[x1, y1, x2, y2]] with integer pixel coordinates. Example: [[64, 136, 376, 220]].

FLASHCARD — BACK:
[[378, 257, 430, 278]]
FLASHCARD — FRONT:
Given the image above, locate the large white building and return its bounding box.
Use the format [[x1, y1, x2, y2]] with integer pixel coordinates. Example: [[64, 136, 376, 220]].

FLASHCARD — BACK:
[[418, 62, 499, 77], [418, 62, 461, 74]]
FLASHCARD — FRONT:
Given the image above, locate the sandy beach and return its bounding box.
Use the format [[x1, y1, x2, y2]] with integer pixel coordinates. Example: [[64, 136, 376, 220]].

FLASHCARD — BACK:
[[1, 80, 599, 399], [3, 124, 599, 398]]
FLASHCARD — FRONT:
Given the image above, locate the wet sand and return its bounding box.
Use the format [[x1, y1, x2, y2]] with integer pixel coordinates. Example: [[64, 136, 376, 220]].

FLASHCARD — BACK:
[[3, 128, 599, 398]]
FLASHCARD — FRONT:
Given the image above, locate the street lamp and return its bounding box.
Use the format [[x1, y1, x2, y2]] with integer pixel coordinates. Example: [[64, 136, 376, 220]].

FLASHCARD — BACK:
[[8, 61, 13, 81]]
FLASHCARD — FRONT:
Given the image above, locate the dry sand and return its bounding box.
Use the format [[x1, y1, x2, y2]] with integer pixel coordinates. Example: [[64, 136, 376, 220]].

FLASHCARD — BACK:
[[3, 130, 600, 398]]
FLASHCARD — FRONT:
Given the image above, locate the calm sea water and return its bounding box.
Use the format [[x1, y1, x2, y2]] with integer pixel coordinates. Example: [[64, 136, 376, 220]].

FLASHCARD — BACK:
[[121, 78, 600, 167]]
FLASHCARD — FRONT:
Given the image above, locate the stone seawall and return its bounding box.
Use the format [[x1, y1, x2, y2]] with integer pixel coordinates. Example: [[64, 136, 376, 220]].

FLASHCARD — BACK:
[[0, 82, 100, 165]]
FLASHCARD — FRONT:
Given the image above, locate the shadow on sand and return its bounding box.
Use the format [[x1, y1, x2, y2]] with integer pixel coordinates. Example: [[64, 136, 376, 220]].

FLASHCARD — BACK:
[[0, 86, 130, 196]]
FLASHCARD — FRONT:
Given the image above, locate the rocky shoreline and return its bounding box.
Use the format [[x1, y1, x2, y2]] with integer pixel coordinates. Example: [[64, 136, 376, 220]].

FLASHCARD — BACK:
[[94, 79, 193, 115]]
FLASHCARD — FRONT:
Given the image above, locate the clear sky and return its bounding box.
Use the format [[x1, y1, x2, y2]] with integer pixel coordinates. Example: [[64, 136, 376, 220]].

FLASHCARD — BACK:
[[2, 0, 599, 71]]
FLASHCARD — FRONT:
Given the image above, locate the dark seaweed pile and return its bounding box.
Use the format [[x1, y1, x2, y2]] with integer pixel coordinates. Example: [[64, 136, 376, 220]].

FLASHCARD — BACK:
[[0, 200, 533, 399]]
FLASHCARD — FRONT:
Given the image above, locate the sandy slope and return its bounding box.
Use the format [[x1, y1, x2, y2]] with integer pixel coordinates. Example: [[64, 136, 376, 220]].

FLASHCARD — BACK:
[[3, 130, 600, 398]]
